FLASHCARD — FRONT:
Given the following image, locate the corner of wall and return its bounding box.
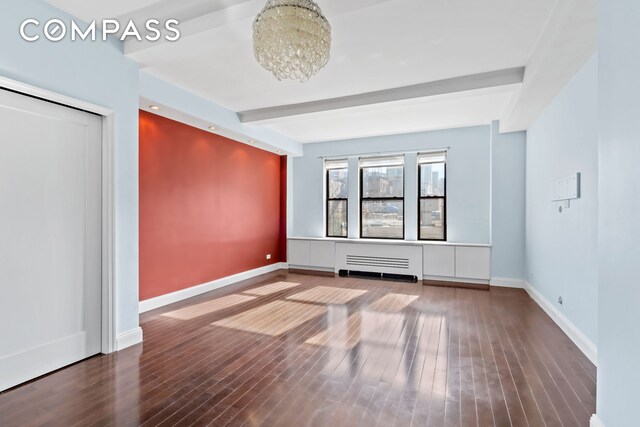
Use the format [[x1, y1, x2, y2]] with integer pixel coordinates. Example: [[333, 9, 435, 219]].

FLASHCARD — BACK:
[[524, 281, 597, 365], [116, 327, 143, 351], [490, 121, 526, 281]]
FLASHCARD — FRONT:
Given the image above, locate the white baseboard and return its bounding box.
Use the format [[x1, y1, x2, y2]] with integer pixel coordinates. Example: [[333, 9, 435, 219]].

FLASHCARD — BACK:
[[524, 281, 597, 365], [423, 275, 489, 285], [116, 327, 143, 351], [490, 277, 526, 288], [590, 414, 605, 427], [139, 262, 288, 314], [289, 265, 334, 273]]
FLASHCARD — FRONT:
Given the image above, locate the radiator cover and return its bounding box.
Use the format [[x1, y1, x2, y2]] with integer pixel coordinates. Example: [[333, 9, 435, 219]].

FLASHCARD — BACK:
[[335, 243, 423, 278]]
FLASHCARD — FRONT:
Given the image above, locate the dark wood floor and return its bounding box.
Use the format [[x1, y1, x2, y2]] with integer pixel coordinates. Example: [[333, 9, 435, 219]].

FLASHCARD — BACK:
[[0, 272, 596, 426]]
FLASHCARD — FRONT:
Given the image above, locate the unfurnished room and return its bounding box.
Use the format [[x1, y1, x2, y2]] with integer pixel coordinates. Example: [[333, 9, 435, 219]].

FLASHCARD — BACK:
[[0, 0, 637, 426]]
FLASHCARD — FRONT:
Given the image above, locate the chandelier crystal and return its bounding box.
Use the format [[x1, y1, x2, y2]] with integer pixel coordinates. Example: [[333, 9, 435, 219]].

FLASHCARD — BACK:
[[253, 0, 331, 82]]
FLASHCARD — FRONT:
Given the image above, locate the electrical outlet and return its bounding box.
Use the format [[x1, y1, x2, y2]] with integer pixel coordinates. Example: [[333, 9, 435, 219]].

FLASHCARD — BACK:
[[558, 296, 563, 305], [266, 254, 271, 260]]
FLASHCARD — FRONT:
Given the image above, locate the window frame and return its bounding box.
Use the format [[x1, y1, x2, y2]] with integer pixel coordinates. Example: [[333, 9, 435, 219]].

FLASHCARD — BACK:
[[359, 162, 405, 240], [325, 165, 348, 238], [417, 158, 447, 241]]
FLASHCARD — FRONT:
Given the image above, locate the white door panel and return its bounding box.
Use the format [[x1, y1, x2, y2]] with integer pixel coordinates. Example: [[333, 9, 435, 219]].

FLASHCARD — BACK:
[[0, 89, 102, 391]]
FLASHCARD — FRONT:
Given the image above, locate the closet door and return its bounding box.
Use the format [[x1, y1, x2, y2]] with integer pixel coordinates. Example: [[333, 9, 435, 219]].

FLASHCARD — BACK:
[[0, 89, 102, 391]]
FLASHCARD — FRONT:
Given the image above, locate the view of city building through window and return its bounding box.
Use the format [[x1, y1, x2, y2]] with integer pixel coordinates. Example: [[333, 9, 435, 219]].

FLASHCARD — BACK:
[[325, 153, 446, 240], [325, 159, 348, 237], [419, 152, 447, 240], [360, 156, 405, 239]]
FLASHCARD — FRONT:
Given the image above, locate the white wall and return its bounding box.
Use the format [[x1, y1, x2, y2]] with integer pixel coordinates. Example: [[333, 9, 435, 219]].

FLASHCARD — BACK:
[[0, 0, 140, 336], [596, 1, 640, 425], [292, 126, 493, 244], [525, 54, 599, 345], [491, 122, 526, 280]]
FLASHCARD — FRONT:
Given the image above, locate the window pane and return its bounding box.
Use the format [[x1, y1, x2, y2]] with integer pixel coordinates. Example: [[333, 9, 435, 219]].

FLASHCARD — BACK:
[[327, 200, 347, 237], [362, 166, 404, 198], [328, 169, 348, 199], [362, 200, 403, 239], [420, 163, 445, 197], [419, 198, 445, 240]]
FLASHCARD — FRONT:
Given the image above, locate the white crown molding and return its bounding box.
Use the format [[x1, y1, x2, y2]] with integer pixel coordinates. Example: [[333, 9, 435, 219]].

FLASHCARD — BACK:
[[524, 281, 597, 365], [139, 262, 288, 313]]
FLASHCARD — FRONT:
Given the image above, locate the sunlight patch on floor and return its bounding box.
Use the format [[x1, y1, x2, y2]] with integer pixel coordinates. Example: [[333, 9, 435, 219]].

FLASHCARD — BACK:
[[306, 313, 363, 350], [287, 286, 367, 305], [306, 308, 401, 350], [162, 294, 256, 320], [211, 300, 327, 336], [243, 281, 301, 296], [365, 293, 418, 313]]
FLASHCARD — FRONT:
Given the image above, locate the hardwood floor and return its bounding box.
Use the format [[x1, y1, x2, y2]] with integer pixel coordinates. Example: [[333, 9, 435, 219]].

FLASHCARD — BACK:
[[0, 272, 596, 426]]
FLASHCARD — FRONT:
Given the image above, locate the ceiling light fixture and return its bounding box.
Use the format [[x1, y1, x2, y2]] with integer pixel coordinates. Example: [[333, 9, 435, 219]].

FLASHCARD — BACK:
[[149, 105, 160, 110], [248, 140, 255, 144], [208, 126, 216, 130], [253, 0, 331, 82]]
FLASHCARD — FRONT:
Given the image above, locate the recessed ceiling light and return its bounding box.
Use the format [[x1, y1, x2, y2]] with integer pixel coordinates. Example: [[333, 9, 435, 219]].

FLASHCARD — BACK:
[[208, 126, 216, 130], [149, 105, 160, 110], [248, 140, 255, 144]]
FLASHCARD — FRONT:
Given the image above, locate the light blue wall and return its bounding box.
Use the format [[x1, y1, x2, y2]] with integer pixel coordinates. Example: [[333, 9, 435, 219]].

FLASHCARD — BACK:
[[0, 0, 140, 335], [292, 125, 492, 244], [491, 122, 526, 280], [525, 54, 599, 345], [597, 1, 640, 425]]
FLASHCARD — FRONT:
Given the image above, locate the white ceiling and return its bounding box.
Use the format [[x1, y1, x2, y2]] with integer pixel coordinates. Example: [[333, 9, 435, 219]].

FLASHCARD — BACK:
[[47, 0, 596, 143], [259, 85, 521, 142]]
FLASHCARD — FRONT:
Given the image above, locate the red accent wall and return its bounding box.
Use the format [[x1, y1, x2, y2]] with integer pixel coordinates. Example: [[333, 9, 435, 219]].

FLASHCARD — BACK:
[[139, 110, 287, 301]]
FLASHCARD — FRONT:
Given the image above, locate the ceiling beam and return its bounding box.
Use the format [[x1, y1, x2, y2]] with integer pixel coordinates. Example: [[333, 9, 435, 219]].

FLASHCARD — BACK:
[[238, 67, 525, 123]]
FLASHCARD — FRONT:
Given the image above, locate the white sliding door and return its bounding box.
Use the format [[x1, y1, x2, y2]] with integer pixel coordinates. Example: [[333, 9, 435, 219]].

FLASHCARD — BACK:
[[0, 89, 102, 391]]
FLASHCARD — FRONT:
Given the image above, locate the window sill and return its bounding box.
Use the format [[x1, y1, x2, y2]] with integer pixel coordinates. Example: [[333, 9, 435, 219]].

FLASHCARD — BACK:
[[289, 236, 491, 248]]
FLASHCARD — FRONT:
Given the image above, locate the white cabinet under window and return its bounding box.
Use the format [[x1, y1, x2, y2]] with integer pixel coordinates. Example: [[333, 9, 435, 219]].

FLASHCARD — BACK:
[[309, 241, 335, 268], [455, 246, 491, 280], [289, 239, 335, 270], [288, 239, 311, 266], [423, 245, 455, 277], [289, 238, 491, 283], [422, 244, 491, 281]]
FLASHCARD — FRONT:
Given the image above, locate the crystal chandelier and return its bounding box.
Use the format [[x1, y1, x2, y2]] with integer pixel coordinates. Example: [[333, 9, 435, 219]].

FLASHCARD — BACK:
[[253, 0, 331, 82]]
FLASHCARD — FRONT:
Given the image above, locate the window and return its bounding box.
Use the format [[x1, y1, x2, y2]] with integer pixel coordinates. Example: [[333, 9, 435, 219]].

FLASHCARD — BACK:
[[360, 156, 404, 239], [418, 152, 446, 240], [326, 159, 348, 237]]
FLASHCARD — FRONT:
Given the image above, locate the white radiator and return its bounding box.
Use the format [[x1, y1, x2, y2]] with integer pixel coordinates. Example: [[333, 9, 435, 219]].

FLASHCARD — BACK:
[[335, 243, 423, 278]]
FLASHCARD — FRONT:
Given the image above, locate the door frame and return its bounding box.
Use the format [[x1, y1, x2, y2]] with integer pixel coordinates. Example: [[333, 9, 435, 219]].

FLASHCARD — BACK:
[[0, 76, 117, 353]]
